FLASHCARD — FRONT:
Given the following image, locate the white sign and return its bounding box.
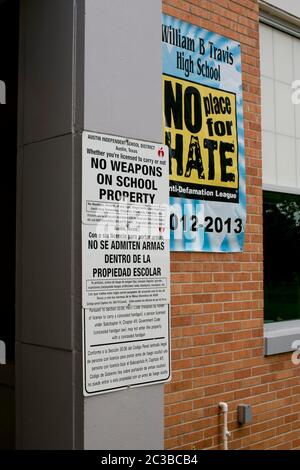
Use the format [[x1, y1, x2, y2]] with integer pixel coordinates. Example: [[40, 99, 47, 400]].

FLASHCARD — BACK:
[[82, 131, 171, 396]]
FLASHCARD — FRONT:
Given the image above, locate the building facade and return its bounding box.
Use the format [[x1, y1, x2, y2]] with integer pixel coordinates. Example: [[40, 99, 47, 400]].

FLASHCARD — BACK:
[[0, 0, 299, 450], [164, 0, 300, 451]]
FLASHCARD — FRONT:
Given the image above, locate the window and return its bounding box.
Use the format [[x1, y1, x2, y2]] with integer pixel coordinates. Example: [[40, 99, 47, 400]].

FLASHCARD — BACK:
[[260, 23, 300, 188], [263, 190, 300, 323], [260, 21, 300, 324], [260, 15, 300, 354]]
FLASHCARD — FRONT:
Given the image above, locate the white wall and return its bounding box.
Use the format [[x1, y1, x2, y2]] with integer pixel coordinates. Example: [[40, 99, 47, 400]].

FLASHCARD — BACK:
[[83, 0, 164, 450]]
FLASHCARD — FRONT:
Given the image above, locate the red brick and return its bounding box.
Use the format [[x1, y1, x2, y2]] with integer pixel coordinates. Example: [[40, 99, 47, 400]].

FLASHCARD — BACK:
[[163, 0, 300, 452]]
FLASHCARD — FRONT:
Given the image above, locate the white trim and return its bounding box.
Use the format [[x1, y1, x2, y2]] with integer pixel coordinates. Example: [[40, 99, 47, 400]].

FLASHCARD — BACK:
[[260, 14, 300, 39], [0, 80, 6, 104], [264, 320, 300, 355], [263, 184, 300, 195], [259, 1, 300, 37]]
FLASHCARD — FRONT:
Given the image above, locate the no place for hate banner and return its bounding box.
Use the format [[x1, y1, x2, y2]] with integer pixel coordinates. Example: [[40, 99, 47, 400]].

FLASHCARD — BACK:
[[162, 14, 247, 252]]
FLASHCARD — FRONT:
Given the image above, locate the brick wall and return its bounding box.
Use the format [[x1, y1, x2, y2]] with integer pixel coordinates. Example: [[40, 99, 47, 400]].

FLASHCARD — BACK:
[[163, 0, 300, 450]]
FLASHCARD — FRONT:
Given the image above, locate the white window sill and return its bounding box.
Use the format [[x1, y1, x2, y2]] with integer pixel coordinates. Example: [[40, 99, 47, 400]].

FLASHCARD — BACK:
[[264, 320, 300, 355]]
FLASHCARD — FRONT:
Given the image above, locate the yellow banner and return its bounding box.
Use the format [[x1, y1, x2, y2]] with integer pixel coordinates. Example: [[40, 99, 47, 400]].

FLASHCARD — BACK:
[[163, 74, 238, 190]]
